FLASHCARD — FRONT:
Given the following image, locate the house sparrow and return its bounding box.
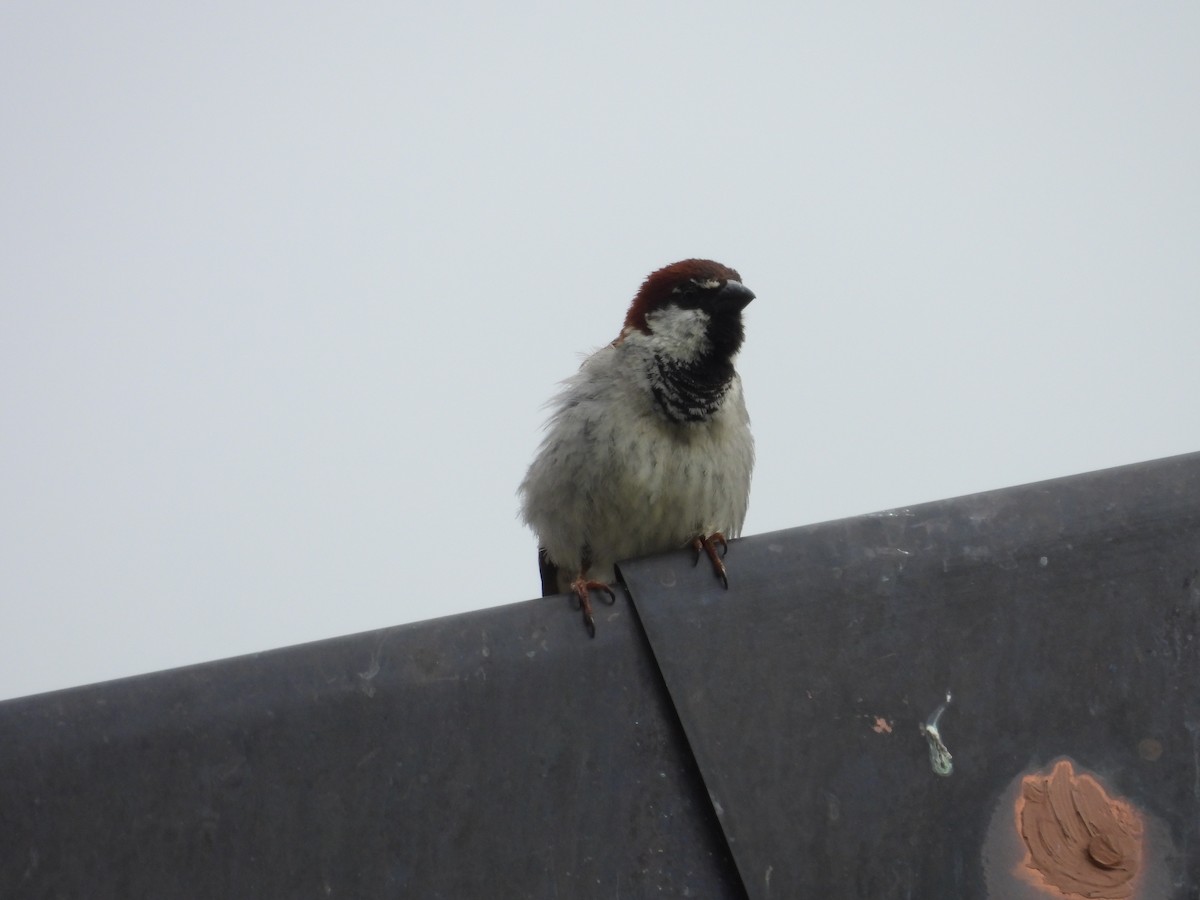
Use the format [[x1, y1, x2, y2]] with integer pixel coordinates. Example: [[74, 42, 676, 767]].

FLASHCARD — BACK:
[[518, 259, 755, 637]]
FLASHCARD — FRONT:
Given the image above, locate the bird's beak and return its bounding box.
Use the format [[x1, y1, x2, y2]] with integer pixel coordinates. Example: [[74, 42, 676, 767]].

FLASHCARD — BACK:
[[713, 280, 755, 314]]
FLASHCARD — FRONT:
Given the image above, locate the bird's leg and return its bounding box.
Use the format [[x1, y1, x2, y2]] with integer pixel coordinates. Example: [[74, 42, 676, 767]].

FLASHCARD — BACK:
[[691, 532, 730, 589], [569, 574, 617, 638]]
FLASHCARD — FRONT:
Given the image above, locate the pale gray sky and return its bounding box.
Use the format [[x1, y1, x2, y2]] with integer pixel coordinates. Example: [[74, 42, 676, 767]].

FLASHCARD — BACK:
[[2, 3, 1198, 701]]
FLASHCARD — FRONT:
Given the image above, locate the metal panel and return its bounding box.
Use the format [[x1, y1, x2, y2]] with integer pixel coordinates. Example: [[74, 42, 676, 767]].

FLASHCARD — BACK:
[[622, 452, 1200, 899], [0, 596, 744, 898]]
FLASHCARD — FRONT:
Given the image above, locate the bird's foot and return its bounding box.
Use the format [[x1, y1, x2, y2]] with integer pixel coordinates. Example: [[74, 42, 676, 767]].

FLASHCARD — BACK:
[[569, 578, 617, 638], [691, 533, 730, 589]]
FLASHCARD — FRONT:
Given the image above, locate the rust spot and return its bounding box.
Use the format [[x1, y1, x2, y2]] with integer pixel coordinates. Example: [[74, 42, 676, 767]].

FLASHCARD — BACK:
[[1015, 759, 1143, 898], [1136, 738, 1163, 762], [871, 716, 893, 734]]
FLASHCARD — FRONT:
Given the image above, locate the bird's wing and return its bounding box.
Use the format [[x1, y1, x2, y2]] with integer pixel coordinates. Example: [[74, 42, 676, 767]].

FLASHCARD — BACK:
[[537, 547, 560, 597]]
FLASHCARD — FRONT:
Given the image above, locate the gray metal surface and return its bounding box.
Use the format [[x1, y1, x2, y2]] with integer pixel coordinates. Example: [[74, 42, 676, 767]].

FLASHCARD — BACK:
[[622, 452, 1200, 899], [4, 452, 1197, 899], [0, 595, 743, 898]]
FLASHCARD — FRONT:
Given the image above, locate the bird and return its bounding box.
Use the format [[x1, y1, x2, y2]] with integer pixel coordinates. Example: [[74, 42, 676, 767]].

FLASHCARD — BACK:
[[518, 258, 755, 637]]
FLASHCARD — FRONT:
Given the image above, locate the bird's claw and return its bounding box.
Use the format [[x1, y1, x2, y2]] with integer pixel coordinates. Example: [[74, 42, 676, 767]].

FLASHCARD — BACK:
[[570, 579, 617, 639], [692, 533, 730, 589]]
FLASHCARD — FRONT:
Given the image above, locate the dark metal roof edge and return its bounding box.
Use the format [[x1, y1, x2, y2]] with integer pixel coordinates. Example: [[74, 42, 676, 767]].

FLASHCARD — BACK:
[[759, 449, 1200, 537], [7, 449, 1196, 707]]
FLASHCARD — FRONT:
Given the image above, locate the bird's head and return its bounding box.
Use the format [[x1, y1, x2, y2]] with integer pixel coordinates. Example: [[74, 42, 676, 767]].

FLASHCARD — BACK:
[[619, 259, 754, 363]]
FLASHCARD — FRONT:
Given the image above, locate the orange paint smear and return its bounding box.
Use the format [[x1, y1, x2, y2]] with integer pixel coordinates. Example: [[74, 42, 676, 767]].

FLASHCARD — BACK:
[[1016, 759, 1143, 899]]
